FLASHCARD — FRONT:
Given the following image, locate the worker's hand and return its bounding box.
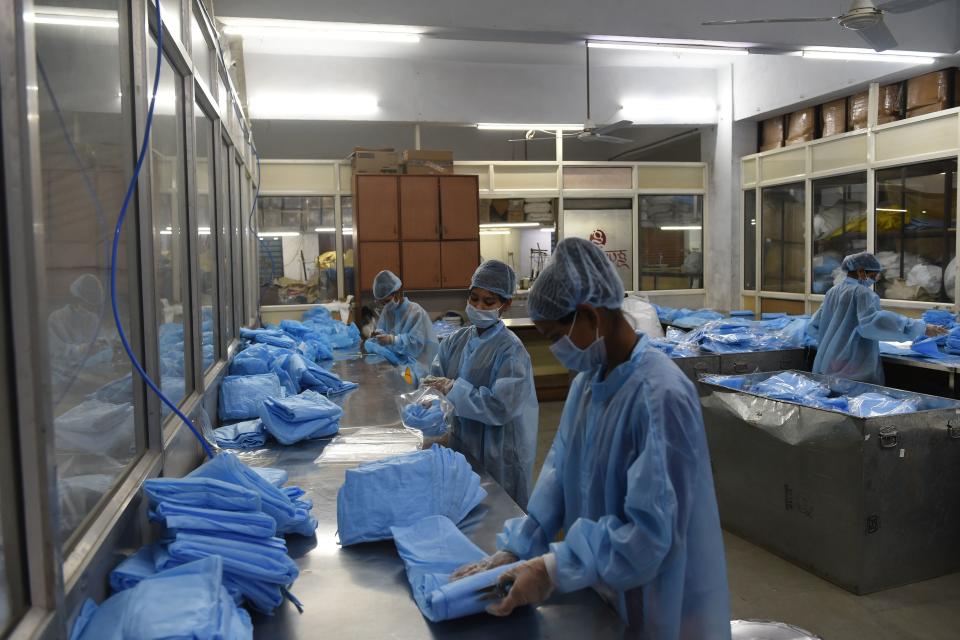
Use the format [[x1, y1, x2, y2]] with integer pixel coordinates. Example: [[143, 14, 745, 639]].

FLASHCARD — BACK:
[[926, 324, 949, 338], [376, 334, 395, 345], [450, 550, 517, 581], [424, 376, 455, 395], [485, 556, 554, 617]]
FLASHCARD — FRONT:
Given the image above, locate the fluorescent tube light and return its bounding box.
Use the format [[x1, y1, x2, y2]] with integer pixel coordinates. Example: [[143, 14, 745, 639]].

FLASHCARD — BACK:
[[480, 230, 511, 236], [660, 225, 702, 230], [219, 18, 421, 43], [198, 227, 211, 235], [589, 41, 747, 55], [27, 7, 119, 28], [159, 230, 173, 236], [802, 50, 934, 64], [258, 231, 301, 238], [620, 97, 717, 124], [540, 227, 556, 233], [249, 93, 378, 119], [479, 222, 540, 228], [314, 227, 355, 233], [477, 123, 583, 131], [876, 208, 908, 213]]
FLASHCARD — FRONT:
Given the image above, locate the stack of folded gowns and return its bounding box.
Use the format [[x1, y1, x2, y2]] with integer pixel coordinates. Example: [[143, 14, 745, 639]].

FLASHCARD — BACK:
[[213, 419, 267, 450], [219, 373, 283, 421], [295, 310, 362, 350], [239, 327, 298, 350], [337, 445, 486, 546], [259, 390, 343, 445], [922, 309, 957, 328], [230, 344, 356, 396], [401, 399, 448, 437], [391, 515, 523, 622], [71, 556, 253, 640]]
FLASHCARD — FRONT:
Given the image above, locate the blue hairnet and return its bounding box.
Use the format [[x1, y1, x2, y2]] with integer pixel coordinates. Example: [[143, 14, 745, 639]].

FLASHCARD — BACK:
[[470, 260, 517, 299], [841, 252, 882, 273], [373, 270, 402, 300], [528, 237, 624, 321]]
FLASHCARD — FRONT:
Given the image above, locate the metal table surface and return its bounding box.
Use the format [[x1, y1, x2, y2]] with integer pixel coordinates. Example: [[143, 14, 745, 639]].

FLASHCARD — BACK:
[[239, 353, 625, 639]]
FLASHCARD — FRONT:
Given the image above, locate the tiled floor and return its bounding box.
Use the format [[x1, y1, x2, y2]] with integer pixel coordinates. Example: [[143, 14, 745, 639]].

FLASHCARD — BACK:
[[533, 401, 960, 639]]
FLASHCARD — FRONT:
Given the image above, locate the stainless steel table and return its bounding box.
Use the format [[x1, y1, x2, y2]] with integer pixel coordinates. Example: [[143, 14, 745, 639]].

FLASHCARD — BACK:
[[239, 353, 625, 639]]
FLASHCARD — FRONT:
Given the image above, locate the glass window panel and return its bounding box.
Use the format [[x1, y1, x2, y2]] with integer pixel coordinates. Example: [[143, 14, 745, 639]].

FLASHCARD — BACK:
[[562, 198, 632, 291], [761, 182, 806, 293], [743, 190, 757, 290], [190, 12, 211, 89], [811, 173, 867, 295], [258, 196, 339, 304], [148, 38, 188, 407], [195, 109, 217, 371], [159, 0, 181, 42], [343, 196, 355, 297], [875, 160, 957, 303], [638, 195, 703, 290], [36, 0, 139, 548], [219, 140, 235, 347], [217, 73, 228, 115], [478, 198, 557, 290], [233, 161, 244, 331]]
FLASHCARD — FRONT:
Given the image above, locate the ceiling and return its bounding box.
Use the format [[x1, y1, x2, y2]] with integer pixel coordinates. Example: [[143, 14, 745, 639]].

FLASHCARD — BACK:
[[215, 0, 960, 53]]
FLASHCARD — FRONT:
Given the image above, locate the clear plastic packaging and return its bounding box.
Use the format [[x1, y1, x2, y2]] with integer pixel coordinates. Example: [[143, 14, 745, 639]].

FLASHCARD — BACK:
[[395, 386, 453, 440]]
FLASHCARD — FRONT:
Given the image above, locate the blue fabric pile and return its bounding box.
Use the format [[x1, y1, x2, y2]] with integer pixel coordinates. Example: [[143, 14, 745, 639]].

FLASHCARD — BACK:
[[401, 399, 448, 437], [259, 390, 343, 445], [653, 317, 813, 358], [923, 309, 956, 328], [337, 445, 487, 546], [213, 419, 268, 450], [296, 309, 362, 350], [847, 392, 919, 417], [391, 515, 523, 622], [239, 327, 298, 350], [364, 337, 410, 366], [275, 351, 358, 395], [947, 326, 960, 355], [71, 556, 252, 640], [670, 309, 724, 328], [219, 373, 283, 421]]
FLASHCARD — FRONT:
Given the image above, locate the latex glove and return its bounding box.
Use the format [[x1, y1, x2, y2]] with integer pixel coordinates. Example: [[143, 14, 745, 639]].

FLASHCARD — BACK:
[[376, 334, 395, 345], [926, 324, 949, 338], [423, 376, 455, 395], [450, 550, 517, 581], [486, 556, 554, 617]]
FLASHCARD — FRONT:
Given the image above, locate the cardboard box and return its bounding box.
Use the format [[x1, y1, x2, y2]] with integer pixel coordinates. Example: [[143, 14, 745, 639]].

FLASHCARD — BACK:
[[848, 91, 869, 130], [906, 69, 954, 118], [879, 83, 904, 124], [507, 199, 525, 212], [785, 108, 816, 146], [351, 147, 399, 174], [402, 149, 454, 175], [820, 98, 847, 138], [507, 211, 525, 222], [759, 117, 784, 152]]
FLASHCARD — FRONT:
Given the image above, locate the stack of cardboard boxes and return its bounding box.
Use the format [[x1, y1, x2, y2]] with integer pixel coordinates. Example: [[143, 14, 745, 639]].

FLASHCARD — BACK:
[[349, 147, 455, 175]]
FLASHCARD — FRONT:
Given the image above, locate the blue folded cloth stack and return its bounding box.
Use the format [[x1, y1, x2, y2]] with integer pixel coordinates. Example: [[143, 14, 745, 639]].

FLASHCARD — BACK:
[[240, 327, 298, 350], [922, 309, 956, 328], [219, 373, 283, 421], [259, 390, 343, 445], [402, 400, 447, 437], [213, 419, 267, 450], [276, 352, 358, 395]]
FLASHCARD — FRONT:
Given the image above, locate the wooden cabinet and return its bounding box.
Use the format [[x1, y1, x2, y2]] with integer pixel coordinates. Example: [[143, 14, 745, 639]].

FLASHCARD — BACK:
[[355, 175, 399, 241], [441, 240, 480, 289], [400, 176, 440, 240], [401, 241, 441, 289], [359, 241, 400, 293], [439, 176, 480, 239]]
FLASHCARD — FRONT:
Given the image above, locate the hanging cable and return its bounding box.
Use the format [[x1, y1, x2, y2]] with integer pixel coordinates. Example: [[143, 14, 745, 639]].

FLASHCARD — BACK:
[[110, 0, 215, 459]]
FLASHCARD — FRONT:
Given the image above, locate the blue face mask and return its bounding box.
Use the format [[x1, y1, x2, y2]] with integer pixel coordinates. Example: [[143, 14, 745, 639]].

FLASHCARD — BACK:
[[549, 311, 607, 373], [465, 303, 502, 329]]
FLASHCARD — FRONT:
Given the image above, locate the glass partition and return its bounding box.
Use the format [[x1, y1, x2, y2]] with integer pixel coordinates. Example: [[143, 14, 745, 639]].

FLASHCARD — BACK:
[[562, 198, 633, 291], [480, 197, 557, 290], [638, 195, 703, 290], [761, 182, 806, 293], [219, 138, 235, 348], [343, 196, 355, 297], [148, 39, 189, 407], [190, 10, 211, 89], [159, 0, 182, 41], [195, 109, 217, 371], [811, 172, 867, 294], [36, 0, 140, 548], [875, 159, 957, 303], [743, 190, 757, 290]]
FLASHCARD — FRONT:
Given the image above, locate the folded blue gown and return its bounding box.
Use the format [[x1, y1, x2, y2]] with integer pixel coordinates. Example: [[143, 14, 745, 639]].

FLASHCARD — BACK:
[[402, 400, 447, 437], [259, 390, 343, 445], [337, 445, 486, 546], [252, 466, 289, 487], [240, 327, 298, 350], [276, 353, 358, 395], [187, 453, 318, 536], [150, 502, 278, 538], [71, 556, 252, 640], [847, 392, 919, 417], [109, 545, 161, 593], [213, 419, 267, 449], [219, 373, 283, 421], [391, 515, 523, 622], [363, 337, 409, 366], [143, 476, 263, 513]]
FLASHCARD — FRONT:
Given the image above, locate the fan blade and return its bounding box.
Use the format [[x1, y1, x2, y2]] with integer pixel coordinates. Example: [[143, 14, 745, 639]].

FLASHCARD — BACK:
[[702, 16, 835, 25], [507, 136, 558, 142], [857, 21, 898, 51], [877, 0, 947, 14], [594, 120, 635, 135], [580, 134, 634, 144]]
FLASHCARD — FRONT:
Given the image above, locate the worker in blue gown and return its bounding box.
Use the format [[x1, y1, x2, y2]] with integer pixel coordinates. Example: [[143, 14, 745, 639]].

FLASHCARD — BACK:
[[808, 251, 946, 384], [371, 270, 438, 371], [451, 238, 731, 639], [424, 260, 539, 508]]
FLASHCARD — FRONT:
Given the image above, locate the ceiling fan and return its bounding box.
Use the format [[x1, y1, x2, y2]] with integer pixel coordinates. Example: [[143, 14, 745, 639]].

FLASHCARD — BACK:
[[509, 41, 636, 144], [702, 0, 948, 52]]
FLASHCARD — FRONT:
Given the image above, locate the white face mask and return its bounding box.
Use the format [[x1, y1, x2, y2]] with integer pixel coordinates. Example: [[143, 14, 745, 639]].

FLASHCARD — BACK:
[[465, 303, 502, 329]]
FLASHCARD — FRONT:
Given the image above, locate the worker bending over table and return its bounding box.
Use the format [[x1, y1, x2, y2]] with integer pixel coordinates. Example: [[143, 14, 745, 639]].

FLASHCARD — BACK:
[[371, 270, 439, 371]]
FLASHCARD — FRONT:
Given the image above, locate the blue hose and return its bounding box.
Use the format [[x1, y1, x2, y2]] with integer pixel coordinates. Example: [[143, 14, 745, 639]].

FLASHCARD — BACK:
[[110, 0, 215, 459]]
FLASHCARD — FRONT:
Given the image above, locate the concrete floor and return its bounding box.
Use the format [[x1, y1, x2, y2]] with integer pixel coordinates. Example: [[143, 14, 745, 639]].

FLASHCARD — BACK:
[[533, 401, 960, 640]]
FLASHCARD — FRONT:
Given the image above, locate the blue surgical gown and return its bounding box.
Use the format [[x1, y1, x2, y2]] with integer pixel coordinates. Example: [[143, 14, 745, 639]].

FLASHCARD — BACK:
[[496, 335, 731, 638], [808, 278, 925, 384], [431, 321, 538, 508], [376, 297, 439, 371]]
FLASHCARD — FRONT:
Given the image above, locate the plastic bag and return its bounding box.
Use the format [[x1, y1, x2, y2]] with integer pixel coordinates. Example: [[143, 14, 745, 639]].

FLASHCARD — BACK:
[[622, 296, 665, 338], [906, 262, 943, 294], [846, 392, 919, 417], [219, 373, 283, 421], [396, 387, 453, 438]]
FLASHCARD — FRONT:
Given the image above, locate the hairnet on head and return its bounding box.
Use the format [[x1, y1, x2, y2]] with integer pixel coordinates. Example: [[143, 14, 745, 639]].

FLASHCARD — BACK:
[[470, 260, 517, 300], [373, 270, 403, 300], [70, 273, 103, 306], [528, 237, 624, 321], [841, 252, 882, 273]]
